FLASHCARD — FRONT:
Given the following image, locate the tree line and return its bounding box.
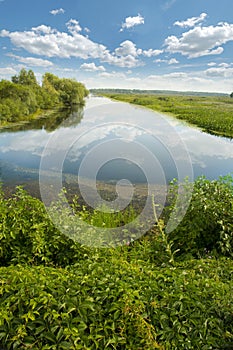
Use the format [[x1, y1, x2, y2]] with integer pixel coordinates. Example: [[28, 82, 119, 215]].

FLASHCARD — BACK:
[[0, 69, 89, 124]]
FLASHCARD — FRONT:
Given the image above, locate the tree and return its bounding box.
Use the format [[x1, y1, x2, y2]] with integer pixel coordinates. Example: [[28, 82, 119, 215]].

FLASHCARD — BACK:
[[230, 92, 233, 98], [42, 74, 89, 106], [0, 69, 89, 125], [58, 78, 88, 106], [12, 68, 38, 86]]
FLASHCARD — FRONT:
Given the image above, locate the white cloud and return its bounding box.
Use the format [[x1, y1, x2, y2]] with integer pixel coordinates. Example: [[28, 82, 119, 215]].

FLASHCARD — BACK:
[[98, 71, 126, 79], [164, 22, 233, 58], [80, 62, 105, 72], [174, 13, 207, 28], [120, 14, 144, 32], [32, 25, 56, 34], [0, 20, 108, 60], [66, 19, 82, 33], [102, 40, 143, 68], [154, 58, 167, 64], [0, 21, 144, 68], [168, 58, 179, 64], [8, 54, 53, 67], [0, 67, 17, 75], [205, 66, 233, 78], [153, 58, 178, 65], [115, 40, 138, 57], [207, 62, 217, 66], [103, 52, 142, 68], [50, 8, 65, 16], [142, 49, 163, 57], [218, 62, 230, 67]]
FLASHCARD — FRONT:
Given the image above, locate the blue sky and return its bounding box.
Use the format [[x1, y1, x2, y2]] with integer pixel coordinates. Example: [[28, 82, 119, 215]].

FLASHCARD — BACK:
[[1, 0, 233, 92]]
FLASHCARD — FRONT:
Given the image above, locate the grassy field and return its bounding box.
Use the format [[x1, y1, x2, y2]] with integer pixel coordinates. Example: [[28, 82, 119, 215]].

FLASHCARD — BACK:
[[102, 93, 233, 138]]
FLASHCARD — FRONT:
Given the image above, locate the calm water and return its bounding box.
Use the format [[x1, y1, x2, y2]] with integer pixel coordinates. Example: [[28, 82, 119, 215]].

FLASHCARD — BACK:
[[0, 96, 233, 197]]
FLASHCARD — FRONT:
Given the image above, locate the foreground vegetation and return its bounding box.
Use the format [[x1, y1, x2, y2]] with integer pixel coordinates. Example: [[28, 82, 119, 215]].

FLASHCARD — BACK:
[[0, 176, 232, 349], [102, 93, 233, 138], [0, 69, 88, 126]]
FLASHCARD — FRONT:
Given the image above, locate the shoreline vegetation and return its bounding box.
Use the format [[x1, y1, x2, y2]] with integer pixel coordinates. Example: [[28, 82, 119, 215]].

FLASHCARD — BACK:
[[0, 68, 89, 128], [96, 90, 233, 138], [0, 176, 232, 349]]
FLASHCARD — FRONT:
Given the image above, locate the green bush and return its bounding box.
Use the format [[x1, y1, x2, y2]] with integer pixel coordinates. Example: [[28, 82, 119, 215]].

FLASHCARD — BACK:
[[166, 176, 233, 259], [0, 259, 232, 349], [0, 179, 232, 349], [0, 186, 87, 267]]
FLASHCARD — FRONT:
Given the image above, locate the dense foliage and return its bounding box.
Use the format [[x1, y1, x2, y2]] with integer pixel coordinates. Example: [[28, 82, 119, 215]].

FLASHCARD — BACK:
[[103, 93, 233, 138], [0, 69, 88, 125], [0, 177, 232, 349]]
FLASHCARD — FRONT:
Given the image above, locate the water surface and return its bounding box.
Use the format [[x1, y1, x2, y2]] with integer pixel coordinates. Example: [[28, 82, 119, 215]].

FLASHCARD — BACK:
[[0, 96, 232, 198]]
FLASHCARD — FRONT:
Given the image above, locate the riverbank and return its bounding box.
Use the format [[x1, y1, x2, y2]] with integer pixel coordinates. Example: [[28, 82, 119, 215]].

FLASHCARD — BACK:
[[102, 93, 233, 138], [0, 108, 58, 129]]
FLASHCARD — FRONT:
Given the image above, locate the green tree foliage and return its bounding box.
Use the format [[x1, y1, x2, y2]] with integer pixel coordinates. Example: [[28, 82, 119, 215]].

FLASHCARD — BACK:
[[0, 79, 38, 121], [0, 69, 89, 125], [42, 73, 89, 106], [11, 68, 38, 86]]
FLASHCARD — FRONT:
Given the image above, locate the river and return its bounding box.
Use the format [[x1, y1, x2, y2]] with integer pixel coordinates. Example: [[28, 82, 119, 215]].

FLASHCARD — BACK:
[[0, 96, 232, 201]]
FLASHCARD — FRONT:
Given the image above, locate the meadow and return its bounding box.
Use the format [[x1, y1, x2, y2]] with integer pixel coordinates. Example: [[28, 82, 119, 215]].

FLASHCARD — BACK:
[[102, 93, 233, 138]]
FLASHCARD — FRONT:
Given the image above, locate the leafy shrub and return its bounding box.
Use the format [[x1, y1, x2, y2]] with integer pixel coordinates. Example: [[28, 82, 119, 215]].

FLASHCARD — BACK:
[[0, 186, 87, 267], [0, 259, 232, 349], [0, 180, 233, 349], [166, 176, 233, 259]]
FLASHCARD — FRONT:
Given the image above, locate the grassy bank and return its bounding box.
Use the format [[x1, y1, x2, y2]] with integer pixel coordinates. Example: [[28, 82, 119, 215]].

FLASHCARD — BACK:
[[0, 176, 232, 349], [102, 93, 233, 138]]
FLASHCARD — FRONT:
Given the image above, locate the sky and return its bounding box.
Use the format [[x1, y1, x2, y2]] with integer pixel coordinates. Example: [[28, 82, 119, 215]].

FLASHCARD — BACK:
[[0, 0, 233, 93]]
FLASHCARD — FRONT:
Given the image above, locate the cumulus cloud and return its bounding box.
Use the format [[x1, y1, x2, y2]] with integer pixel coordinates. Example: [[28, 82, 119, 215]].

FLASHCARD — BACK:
[[31, 25, 56, 34], [120, 14, 144, 32], [174, 13, 207, 28], [80, 62, 105, 72], [0, 20, 108, 60], [8, 54, 53, 67], [154, 58, 178, 65], [50, 8, 65, 16], [115, 40, 138, 57], [205, 66, 233, 78], [0, 21, 145, 68], [164, 22, 233, 58], [142, 49, 163, 57], [168, 58, 179, 64]]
